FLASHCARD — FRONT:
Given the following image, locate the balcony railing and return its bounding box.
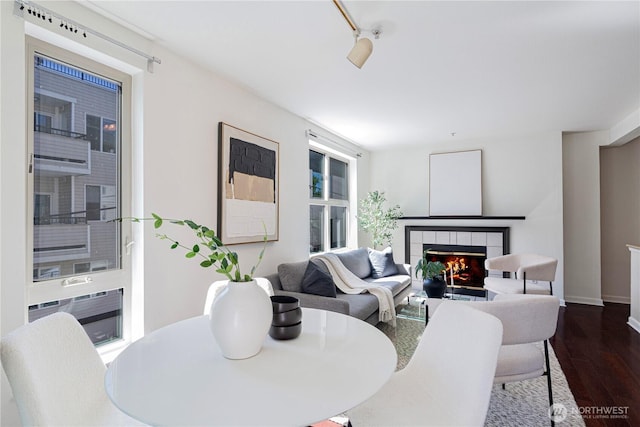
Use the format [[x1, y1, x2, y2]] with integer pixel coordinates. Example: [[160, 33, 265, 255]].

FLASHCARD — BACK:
[[35, 125, 88, 140], [34, 127, 91, 177]]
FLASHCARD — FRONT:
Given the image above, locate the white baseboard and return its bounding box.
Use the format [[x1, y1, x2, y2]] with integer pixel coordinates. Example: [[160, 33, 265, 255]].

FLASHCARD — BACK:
[[601, 294, 631, 304], [628, 317, 640, 334], [563, 295, 604, 306]]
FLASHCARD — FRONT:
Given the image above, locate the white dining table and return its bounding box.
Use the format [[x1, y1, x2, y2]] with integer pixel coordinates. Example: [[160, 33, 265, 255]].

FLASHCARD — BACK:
[[105, 307, 397, 426]]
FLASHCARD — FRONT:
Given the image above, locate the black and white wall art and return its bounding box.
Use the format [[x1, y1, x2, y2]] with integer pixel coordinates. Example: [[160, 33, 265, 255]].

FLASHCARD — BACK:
[[218, 123, 279, 244]]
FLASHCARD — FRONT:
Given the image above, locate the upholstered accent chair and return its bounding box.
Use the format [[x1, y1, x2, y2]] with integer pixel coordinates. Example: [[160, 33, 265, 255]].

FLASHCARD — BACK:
[[0, 312, 145, 426], [460, 294, 561, 426], [347, 302, 503, 426], [483, 253, 558, 295]]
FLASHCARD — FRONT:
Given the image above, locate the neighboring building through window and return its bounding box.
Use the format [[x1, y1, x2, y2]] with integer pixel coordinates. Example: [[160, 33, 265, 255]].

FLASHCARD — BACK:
[[86, 114, 117, 153], [27, 37, 133, 351], [309, 143, 355, 254]]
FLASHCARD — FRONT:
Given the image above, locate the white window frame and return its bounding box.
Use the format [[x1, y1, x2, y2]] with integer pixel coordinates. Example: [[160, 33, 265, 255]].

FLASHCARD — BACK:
[[308, 140, 358, 254], [26, 37, 134, 359]]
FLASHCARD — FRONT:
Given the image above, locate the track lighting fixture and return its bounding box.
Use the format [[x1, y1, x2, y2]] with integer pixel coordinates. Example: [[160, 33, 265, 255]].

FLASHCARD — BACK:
[[347, 32, 373, 69], [333, 0, 380, 69]]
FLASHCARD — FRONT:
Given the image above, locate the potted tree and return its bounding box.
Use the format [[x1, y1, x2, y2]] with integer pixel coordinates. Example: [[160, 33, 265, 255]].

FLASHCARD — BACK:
[[357, 191, 403, 249], [415, 251, 447, 298]]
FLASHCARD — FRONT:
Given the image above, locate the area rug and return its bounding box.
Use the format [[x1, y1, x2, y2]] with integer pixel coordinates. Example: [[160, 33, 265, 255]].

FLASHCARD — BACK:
[[376, 311, 586, 427]]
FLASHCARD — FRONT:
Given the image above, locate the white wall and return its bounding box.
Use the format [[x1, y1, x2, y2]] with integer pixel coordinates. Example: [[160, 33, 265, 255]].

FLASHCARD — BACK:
[[600, 137, 640, 303], [139, 44, 311, 332], [369, 132, 565, 300], [562, 131, 608, 305], [0, 2, 367, 424]]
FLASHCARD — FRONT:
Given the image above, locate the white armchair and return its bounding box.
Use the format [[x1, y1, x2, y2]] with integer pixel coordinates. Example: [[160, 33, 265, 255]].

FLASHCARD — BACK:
[[0, 312, 145, 426], [347, 302, 503, 426], [483, 253, 558, 295], [456, 294, 560, 426]]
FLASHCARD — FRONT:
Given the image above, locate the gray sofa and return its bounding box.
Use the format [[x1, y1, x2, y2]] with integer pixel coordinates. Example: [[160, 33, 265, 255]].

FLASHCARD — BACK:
[[264, 247, 413, 325]]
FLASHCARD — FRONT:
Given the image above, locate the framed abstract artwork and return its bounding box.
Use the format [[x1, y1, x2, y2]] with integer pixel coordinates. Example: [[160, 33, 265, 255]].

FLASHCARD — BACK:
[[218, 123, 279, 244], [429, 149, 482, 216]]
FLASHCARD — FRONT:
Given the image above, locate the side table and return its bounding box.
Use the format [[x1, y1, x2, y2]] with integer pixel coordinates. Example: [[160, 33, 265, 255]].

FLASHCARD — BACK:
[[402, 291, 475, 325]]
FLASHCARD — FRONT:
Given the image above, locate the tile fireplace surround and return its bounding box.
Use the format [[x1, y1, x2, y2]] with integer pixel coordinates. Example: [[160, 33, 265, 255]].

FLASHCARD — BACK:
[[405, 226, 510, 290]]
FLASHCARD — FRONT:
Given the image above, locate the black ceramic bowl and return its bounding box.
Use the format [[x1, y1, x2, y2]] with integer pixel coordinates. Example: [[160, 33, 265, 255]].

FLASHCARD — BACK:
[[272, 307, 302, 326], [269, 321, 302, 340], [270, 295, 299, 313]]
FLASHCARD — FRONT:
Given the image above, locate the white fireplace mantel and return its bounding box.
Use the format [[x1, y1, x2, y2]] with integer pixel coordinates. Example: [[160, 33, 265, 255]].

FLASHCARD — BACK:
[[628, 245, 640, 334]]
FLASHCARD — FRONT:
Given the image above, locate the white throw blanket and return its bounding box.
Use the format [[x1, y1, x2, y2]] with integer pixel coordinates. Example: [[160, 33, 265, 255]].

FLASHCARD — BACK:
[[316, 253, 396, 326]]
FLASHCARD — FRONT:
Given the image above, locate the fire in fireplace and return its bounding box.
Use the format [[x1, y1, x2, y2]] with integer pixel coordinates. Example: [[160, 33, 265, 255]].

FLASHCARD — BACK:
[[423, 244, 487, 296]]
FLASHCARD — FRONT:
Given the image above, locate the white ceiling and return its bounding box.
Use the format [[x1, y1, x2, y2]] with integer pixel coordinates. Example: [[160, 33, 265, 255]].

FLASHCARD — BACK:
[[83, 1, 640, 151]]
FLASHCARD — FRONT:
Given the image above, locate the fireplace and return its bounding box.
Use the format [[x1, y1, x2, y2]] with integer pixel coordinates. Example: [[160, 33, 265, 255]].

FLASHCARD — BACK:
[[423, 244, 486, 296], [405, 226, 510, 297]]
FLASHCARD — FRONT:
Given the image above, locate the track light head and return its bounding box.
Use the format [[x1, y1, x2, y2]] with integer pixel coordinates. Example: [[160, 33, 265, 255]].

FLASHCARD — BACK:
[[347, 36, 373, 69]]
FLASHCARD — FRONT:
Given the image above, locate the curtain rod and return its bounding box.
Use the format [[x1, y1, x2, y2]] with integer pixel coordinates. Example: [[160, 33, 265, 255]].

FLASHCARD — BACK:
[[14, 0, 161, 72], [306, 129, 362, 158]]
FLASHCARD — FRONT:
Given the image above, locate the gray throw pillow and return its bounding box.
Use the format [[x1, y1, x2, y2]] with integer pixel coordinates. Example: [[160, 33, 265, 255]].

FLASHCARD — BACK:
[[336, 248, 372, 279], [301, 261, 336, 298], [368, 247, 399, 279], [277, 261, 309, 293]]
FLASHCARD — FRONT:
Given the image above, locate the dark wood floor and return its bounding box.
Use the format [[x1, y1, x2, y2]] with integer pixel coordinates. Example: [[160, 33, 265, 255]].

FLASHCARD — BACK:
[[551, 302, 640, 427]]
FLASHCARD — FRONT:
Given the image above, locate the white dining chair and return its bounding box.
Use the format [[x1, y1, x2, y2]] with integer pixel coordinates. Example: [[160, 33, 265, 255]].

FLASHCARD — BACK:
[[483, 253, 558, 295], [0, 312, 146, 426], [457, 293, 560, 426], [347, 302, 503, 426]]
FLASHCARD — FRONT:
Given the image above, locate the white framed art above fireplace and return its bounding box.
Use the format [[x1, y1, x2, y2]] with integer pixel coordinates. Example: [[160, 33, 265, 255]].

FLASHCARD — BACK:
[[429, 149, 482, 216]]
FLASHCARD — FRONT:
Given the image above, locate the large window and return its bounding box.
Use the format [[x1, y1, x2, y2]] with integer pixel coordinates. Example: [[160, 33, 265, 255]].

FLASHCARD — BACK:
[[27, 37, 133, 351], [309, 146, 354, 254]]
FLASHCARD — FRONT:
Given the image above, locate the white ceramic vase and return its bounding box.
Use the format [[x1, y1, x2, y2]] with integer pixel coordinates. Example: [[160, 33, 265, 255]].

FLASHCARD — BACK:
[[209, 279, 272, 360]]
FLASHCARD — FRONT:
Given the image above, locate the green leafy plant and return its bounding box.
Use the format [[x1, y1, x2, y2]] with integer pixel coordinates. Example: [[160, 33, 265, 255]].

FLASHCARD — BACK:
[[117, 213, 267, 282], [415, 251, 445, 281], [357, 191, 403, 249]]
